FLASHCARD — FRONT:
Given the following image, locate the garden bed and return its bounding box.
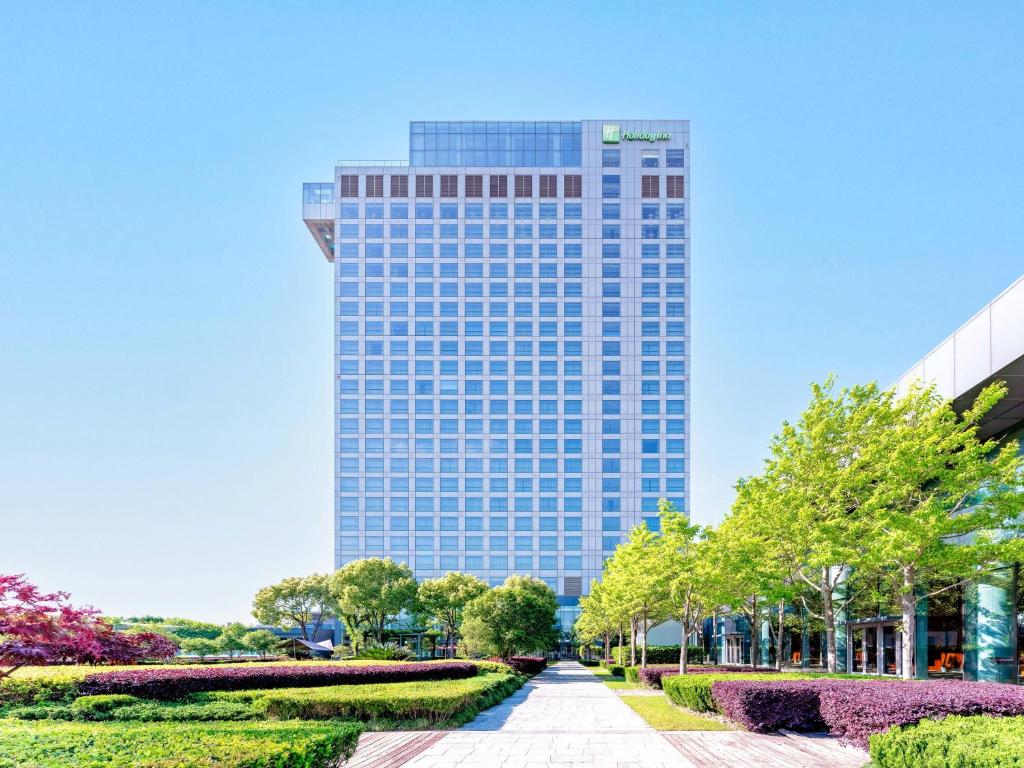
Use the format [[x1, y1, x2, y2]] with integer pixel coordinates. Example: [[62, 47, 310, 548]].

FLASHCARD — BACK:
[[0, 719, 362, 768]]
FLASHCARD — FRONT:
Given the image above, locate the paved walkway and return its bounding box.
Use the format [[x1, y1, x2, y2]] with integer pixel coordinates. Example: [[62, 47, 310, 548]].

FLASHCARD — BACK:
[[349, 662, 868, 768]]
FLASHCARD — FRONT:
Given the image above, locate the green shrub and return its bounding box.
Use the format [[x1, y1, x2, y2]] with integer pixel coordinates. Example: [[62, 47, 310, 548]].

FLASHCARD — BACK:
[[70, 694, 141, 718], [870, 714, 1024, 768], [609, 665, 626, 677], [353, 642, 415, 661], [0, 671, 82, 706], [663, 672, 817, 713], [612, 645, 705, 666], [624, 667, 641, 684], [0, 720, 362, 768], [254, 672, 523, 724], [3, 703, 75, 720], [467, 660, 516, 676], [111, 700, 261, 722]]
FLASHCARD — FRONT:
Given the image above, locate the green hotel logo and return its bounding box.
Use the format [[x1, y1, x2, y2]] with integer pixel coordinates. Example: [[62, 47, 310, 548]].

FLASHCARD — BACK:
[[603, 124, 671, 143]]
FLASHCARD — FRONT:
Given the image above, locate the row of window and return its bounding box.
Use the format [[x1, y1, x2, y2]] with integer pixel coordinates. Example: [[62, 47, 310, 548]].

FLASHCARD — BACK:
[[335, 242, 686, 260], [337, 223, 686, 239], [339, 262, 684, 278], [337, 498, 682, 518], [338, 477, 685, 493], [339, 201, 685, 221], [602, 148, 684, 168], [339, 174, 584, 199], [339, 399, 686, 414], [338, 379, 688, 396], [337, 438, 686, 454], [338, 284, 685, 298], [339, 457, 684, 473], [342, 202, 585, 220], [338, 420, 685, 434]]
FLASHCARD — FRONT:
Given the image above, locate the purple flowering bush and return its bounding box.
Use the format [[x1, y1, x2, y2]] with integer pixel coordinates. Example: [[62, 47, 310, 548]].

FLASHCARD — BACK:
[[79, 661, 479, 700], [819, 679, 1024, 749]]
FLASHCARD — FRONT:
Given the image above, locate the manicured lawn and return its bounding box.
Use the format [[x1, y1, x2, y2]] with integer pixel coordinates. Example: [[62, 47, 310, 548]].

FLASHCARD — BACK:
[[588, 664, 641, 690], [620, 694, 732, 731]]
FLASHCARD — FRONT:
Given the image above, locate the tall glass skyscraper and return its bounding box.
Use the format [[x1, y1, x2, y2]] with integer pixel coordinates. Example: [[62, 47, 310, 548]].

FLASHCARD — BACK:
[[302, 120, 689, 626]]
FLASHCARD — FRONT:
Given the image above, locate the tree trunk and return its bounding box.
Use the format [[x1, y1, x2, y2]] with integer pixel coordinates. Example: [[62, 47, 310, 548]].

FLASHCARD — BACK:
[[640, 616, 648, 667], [679, 619, 689, 674], [629, 618, 637, 667], [603, 632, 611, 663], [750, 596, 759, 669], [776, 599, 785, 671], [900, 565, 916, 680], [822, 569, 837, 673], [617, 625, 623, 665]]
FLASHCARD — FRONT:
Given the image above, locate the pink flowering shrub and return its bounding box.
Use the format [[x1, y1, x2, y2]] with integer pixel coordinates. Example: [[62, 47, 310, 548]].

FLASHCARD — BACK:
[[80, 661, 478, 699]]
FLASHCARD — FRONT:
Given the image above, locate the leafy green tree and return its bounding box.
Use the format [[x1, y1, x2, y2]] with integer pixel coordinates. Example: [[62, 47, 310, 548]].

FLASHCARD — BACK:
[[602, 522, 672, 667], [576, 579, 617, 663], [460, 575, 558, 660], [331, 558, 417, 644], [243, 629, 280, 659], [659, 499, 716, 673], [180, 636, 220, 660], [217, 622, 250, 658], [762, 378, 885, 671], [416, 572, 488, 658], [251, 574, 336, 641], [861, 381, 1024, 678]]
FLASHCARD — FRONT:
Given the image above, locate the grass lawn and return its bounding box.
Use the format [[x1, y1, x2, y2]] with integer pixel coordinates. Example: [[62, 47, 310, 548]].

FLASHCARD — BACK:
[[620, 694, 732, 731], [587, 664, 642, 691]]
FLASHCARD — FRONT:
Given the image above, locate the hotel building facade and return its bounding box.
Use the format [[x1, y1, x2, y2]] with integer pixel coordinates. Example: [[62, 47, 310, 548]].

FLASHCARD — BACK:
[[302, 120, 690, 626]]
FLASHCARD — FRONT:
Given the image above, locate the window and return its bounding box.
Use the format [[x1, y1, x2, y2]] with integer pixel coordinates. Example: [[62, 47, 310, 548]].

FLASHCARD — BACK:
[[390, 175, 408, 197], [514, 175, 532, 197], [641, 175, 660, 198], [563, 174, 582, 198], [602, 175, 620, 198], [415, 174, 433, 197], [440, 174, 458, 197], [539, 175, 557, 197], [641, 150, 659, 168], [667, 149, 685, 168], [465, 175, 483, 197], [364, 174, 384, 197], [667, 175, 685, 197], [489, 175, 508, 197], [602, 149, 620, 167], [339, 175, 358, 197]]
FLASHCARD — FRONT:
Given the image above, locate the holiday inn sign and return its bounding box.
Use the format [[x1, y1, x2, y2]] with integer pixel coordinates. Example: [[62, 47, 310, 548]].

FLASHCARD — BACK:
[[602, 124, 671, 143]]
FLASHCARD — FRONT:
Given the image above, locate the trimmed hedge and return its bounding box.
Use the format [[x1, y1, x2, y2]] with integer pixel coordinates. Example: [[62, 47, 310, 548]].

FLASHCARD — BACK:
[[254, 672, 523, 724], [7, 695, 261, 723], [870, 714, 1024, 768], [664, 672, 818, 713], [612, 645, 705, 666], [609, 665, 626, 678], [819, 679, 1024, 750], [0, 720, 362, 768], [638, 664, 778, 689], [711, 679, 848, 732], [79, 661, 478, 699], [0, 660, 400, 707], [505, 657, 547, 676]]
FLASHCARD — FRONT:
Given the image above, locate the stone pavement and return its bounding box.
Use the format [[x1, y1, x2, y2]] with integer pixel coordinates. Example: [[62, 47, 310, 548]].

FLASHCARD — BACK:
[[402, 661, 683, 768], [350, 661, 869, 768]]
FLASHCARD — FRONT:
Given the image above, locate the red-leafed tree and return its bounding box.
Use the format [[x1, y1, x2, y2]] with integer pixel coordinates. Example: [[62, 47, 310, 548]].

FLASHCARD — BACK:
[[0, 574, 100, 679], [88, 627, 178, 664]]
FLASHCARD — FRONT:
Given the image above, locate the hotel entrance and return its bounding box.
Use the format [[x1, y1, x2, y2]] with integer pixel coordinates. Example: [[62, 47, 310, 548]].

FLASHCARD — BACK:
[[848, 620, 901, 676]]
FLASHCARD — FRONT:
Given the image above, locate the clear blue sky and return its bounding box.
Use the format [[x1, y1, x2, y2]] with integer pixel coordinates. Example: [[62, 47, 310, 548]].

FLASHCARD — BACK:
[[2, 2, 1022, 623]]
